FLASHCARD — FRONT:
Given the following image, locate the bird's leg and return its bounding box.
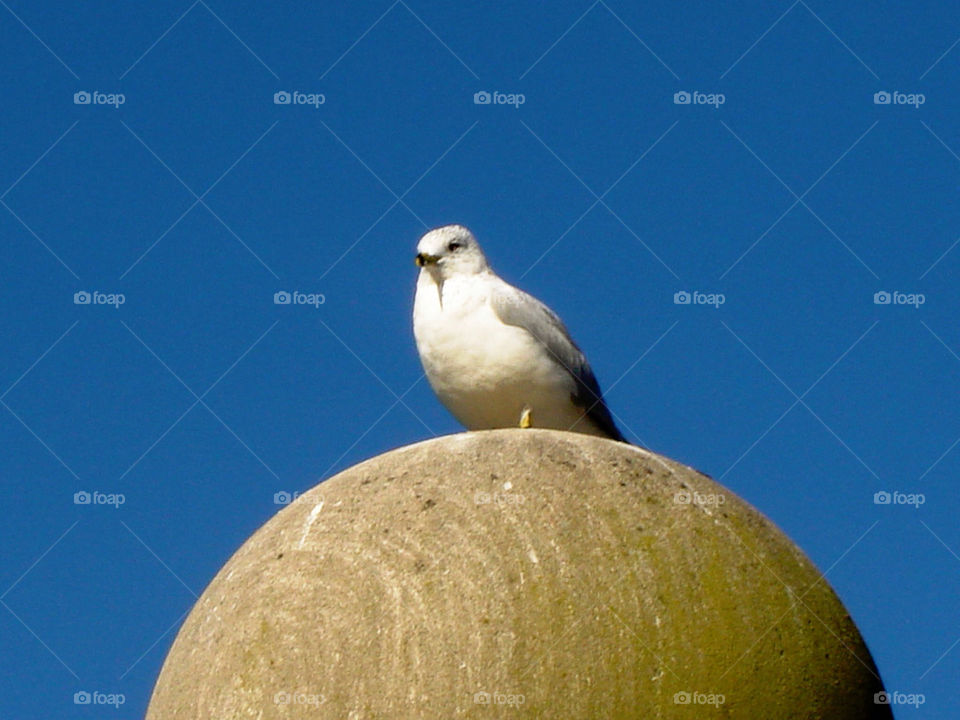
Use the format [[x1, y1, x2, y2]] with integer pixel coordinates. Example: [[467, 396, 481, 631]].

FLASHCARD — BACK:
[[519, 406, 533, 429]]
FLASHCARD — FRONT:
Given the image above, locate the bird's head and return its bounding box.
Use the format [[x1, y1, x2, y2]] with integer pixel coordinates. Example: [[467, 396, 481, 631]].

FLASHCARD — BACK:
[[415, 225, 489, 279]]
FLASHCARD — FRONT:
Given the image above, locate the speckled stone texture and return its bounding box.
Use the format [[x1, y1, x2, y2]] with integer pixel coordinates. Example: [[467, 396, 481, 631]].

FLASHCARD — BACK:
[[147, 429, 890, 719]]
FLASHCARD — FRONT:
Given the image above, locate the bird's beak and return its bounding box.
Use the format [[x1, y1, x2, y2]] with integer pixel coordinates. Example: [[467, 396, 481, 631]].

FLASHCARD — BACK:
[[415, 253, 440, 267]]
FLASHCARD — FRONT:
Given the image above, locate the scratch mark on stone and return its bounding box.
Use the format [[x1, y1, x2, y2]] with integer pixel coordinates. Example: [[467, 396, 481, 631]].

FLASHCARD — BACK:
[[298, 500, 324, 549]]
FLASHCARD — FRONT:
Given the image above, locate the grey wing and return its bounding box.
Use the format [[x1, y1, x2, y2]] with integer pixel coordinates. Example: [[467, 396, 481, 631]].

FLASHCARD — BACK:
[[491, 285, 627, 442]]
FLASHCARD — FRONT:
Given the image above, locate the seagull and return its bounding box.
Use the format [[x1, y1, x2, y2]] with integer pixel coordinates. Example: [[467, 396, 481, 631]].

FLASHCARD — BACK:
[[412, 224, 627, 442]]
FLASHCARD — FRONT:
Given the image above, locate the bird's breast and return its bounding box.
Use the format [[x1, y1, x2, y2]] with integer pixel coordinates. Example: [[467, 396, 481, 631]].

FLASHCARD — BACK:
[[413, 272, 576, 428], [414, 274, 533, 384]]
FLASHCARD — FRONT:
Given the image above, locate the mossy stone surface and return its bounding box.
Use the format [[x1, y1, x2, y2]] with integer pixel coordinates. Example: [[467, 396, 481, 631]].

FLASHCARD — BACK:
[[147, 429, 890, 719]]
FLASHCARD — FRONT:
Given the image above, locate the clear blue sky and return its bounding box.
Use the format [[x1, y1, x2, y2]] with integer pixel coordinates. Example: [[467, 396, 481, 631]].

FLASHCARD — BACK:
[[1, 1, 958, 717]]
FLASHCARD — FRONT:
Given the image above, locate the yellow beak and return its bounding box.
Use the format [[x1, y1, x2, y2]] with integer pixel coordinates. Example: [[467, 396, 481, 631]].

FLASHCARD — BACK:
[[415, 253, 439, 267]]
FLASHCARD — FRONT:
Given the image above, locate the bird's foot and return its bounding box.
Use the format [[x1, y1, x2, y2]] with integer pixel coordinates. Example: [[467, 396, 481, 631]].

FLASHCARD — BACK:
[[519, 406, 533, 429]]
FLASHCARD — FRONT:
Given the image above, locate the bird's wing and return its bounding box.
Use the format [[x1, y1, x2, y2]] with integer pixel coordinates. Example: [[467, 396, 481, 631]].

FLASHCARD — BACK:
[[490, 283, 626, 442]]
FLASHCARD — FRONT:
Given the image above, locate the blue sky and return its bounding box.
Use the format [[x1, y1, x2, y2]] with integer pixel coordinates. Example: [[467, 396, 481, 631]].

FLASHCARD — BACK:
[[1, 1, 958, 716]]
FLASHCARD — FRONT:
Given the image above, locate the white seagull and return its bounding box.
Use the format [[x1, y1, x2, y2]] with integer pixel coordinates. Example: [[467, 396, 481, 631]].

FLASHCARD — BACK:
[[412, 224, 627, 442]]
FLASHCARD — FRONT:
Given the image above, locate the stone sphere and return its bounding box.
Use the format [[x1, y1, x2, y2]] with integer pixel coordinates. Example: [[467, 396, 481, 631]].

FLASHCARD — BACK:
[[147, 429, 890, 719]]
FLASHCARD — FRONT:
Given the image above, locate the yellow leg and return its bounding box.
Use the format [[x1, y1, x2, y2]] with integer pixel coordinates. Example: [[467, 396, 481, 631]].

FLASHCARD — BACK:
[[519, 406, 533, 429]]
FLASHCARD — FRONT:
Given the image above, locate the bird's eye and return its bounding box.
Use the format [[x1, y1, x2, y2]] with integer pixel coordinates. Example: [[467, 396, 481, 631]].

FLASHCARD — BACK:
[[447, 241, 463, 252]]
